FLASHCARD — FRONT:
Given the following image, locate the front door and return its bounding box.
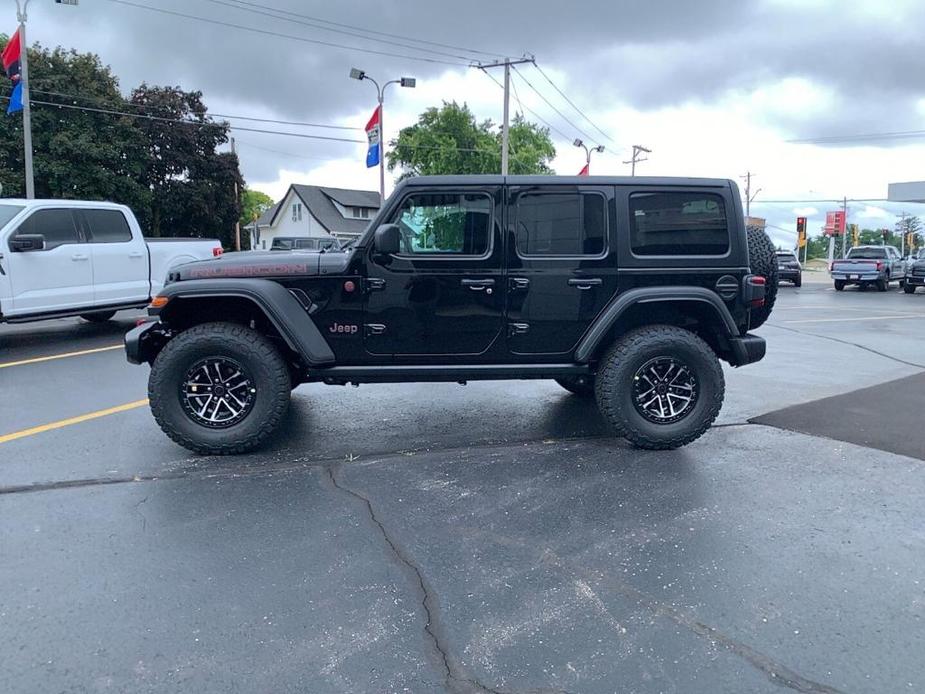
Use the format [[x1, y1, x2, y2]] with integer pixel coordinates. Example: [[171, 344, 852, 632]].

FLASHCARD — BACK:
[[364, 187, 504, 357], [5, 208, 94, 316], [505, 185, 617, 355]]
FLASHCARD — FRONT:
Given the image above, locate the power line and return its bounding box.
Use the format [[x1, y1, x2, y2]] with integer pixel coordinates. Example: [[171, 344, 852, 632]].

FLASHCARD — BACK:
[[480, 68, 572, 143], [101, 0, 468, 67], [209, 0, 503, 59], [29, 87, 363, 130], [195, 0, 478, 62], [8, 96, 367, 143], [510, 64, 598, 146], [788, 130, 925, 145], [530, 61, 616, 145]]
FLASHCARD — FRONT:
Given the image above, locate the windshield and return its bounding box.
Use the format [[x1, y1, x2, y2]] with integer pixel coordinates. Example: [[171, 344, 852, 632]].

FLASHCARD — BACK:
[[847, 248, 886, 259], [0, 203, 25, 229]]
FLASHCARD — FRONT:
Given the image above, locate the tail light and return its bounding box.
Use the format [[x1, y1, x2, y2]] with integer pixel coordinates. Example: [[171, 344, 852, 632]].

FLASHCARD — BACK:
[[876, 260, 883, 271], [213, 247, 224, 257], [746, 275, 766, 308], [829, 262, 834, 271]]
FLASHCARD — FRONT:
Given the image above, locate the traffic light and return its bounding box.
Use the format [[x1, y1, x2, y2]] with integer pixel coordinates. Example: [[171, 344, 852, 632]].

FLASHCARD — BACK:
[[796, 216, 807, 248]]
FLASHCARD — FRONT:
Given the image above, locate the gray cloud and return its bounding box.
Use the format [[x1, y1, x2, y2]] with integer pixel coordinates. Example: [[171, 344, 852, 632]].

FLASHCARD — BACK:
[[25, 0, 925, 187]]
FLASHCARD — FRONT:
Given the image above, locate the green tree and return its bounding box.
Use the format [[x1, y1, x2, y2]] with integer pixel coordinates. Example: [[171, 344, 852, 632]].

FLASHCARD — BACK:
[[0, 40, 149, 210], [240, 188, 273, 227], [387, 101, 555, 179]]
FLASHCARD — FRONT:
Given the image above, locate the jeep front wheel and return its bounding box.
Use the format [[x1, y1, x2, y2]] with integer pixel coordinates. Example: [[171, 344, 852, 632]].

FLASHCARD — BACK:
[[595, 325, 724, 450], [148, 322, 291, 455]]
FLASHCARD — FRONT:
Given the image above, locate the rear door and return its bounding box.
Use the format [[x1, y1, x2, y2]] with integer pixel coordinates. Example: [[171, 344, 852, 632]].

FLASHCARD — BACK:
[[80, 208, 149, 305], [363, 186, 503, 357], [505, 185, 616, 355], [5, 208, 94, 315]]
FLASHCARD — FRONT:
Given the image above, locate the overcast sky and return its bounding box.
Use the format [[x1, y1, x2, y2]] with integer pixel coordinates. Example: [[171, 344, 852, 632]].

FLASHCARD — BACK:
[[23, 0, 925, 247]]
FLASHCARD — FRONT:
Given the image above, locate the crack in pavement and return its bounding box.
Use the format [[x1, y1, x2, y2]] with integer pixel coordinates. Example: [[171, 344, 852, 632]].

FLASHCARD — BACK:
[[766, 322, 925, 370]]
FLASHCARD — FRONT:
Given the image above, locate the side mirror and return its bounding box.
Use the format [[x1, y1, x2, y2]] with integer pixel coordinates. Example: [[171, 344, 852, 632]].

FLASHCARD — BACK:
[[373, 224, 401, 256], [11, 234, 45, 252]]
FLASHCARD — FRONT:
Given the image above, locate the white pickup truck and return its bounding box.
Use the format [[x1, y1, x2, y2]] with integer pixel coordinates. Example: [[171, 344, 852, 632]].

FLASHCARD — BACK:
[[0, 199, 222, 324]]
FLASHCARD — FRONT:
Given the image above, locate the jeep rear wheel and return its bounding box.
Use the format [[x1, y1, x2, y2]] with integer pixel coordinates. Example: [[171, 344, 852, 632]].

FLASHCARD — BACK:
[[746, 226, 778, 328], [149, 322, 291, 455], [555, 375, 595, 397], [595, 325, 724, 450]]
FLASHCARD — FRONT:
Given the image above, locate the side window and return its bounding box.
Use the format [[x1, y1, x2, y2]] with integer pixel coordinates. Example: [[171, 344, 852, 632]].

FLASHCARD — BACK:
[[515, 191, 606, 256], [13, 209, 81, 250], [630, 192, 729, 256], [393, 192, 491, 255], [83, 209, 132, 243]]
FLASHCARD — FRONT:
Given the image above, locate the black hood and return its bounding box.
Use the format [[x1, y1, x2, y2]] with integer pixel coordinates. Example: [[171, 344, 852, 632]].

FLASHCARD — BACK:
[[167, 249, 355, 283]]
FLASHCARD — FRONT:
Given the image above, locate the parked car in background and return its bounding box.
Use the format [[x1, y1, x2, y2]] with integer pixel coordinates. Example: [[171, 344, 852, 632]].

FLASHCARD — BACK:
[[904, 252, 925, 294], [0, 200, 222, 324], [830, 245, 906, 292], [270, 236, 339, 252], [776, 251, 802, 286]]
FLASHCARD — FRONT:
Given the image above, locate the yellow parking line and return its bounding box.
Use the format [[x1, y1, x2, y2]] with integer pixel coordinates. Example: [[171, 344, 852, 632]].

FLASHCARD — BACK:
[[0, 344, 122, 369], [0, 399, 149, 445]]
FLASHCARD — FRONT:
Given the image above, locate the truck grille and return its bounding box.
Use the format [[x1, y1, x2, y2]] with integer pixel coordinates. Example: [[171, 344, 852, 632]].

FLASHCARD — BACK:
[[914, 267, 925, 277]]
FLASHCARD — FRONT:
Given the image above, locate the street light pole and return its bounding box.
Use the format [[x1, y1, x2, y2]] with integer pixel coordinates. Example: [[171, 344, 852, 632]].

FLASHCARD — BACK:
[[350, 69, 415, 203], [14, 0, 34, 198], [573, 139, 604, 174]]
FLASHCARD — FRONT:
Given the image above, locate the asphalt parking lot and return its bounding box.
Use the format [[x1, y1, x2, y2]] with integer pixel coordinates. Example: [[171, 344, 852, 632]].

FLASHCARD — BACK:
[[2, 271, 924, 693]]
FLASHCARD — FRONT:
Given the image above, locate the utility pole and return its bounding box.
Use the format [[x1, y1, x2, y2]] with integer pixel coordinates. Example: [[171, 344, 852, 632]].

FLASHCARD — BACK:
[[230, 137, 241, 251], [740, 172, 762, 219], [475, 56, 534, 175], [897, 211, 908, 256], [623, 145, 651, 176], [14, 0, 34, 198]]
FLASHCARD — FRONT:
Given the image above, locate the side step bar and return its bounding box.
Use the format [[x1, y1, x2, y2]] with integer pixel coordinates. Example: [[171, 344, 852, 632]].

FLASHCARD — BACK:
[[309, 363, 591, 384]]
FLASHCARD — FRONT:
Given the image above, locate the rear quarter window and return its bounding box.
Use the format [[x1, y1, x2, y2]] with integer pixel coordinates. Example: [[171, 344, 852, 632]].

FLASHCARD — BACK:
[[629, 192, 729, 256]]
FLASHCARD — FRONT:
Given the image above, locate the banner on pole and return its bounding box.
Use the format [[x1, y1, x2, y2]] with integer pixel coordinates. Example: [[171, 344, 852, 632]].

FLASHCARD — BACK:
[[2, 28, 23, 114], [365, 106, 381, 168], [577, 163, 589, 176]]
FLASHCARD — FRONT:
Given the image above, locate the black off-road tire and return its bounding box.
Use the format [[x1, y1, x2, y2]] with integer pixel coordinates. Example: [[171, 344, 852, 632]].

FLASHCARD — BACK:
[[904, 283, 916, 294], [595, 325, 724, 450], [149, 322, 291, 455], [555, 376, 595, 397], [79, 310, 117, 323], [834, 280, 846, 291], [793, 275, 802, 287], [877, 278, 888, 292], [746, 226, 778, 328]]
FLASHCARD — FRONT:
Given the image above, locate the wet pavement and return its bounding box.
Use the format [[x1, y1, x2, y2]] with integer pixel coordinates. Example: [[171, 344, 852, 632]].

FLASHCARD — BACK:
[[2, 274, 924, 693]]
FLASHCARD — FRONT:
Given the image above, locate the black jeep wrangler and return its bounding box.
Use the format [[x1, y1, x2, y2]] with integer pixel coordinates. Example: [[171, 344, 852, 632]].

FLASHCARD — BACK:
[[126, 176, 775, 455]]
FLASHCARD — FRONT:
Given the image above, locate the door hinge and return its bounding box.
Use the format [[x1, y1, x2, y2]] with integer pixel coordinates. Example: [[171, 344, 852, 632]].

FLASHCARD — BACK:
[[365, 323, 387, 336], [366, 278, 386, 292], [508, 322, 530, 336], [509, 277, 529, 291]]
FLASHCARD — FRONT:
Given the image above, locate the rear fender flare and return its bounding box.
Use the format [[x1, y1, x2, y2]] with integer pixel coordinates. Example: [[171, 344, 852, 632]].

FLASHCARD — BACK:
[[574, 286, 740, 363], [156, 278, 335, 365]]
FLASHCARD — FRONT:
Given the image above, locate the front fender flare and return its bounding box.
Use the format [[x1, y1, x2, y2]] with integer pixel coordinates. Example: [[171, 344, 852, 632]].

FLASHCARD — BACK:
[[574, 286, 740, 363], [156, 278, 335, 365]]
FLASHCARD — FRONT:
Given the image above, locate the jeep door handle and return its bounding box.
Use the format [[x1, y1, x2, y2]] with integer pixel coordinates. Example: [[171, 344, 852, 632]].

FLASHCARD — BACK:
[[568, 278, 602, 289], [461, 279, 495, 291]]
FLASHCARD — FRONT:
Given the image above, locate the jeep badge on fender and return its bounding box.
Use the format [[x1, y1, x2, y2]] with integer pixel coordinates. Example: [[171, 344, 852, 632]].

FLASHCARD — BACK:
[[125, 175, 771, 455]]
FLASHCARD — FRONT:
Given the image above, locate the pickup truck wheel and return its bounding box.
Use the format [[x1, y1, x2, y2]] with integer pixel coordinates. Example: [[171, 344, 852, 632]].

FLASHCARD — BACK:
[[793, 275, 802, 288], [79, 310, 117, 323], [877, 278, 888, 292], [904, 283, 916, 294], [595, 325, 724, 450], [746, 227, 778, 328], [555, 376, 595, 397], [834, 280, 845, 291], [148, 322, 291, 455]]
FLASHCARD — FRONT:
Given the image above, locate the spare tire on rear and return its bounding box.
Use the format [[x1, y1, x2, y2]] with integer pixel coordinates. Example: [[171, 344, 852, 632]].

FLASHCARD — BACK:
[[746, 226, 778, 329]]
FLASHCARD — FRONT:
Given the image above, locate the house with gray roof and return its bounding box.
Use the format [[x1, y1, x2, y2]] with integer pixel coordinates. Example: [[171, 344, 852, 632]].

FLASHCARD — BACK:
[[249, 184, 380, 250]]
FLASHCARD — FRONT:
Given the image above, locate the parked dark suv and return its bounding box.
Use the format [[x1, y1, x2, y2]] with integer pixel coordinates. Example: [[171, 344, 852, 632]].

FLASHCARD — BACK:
[[776, 250, 802, 286], [126, 176, 773, 454]]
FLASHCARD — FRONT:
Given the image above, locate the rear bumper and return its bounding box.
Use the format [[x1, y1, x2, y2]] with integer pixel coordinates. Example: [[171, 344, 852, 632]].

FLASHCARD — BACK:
[[778, 270, 801, 281], [831, 272, 882, 282], [728, 334, 766, 367]]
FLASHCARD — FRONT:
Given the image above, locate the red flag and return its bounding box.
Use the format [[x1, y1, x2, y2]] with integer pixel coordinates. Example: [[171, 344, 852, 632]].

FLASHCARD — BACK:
[[578, 163, 589, 176], [2, 29, 20, 73], [365, 105, 381, 168]]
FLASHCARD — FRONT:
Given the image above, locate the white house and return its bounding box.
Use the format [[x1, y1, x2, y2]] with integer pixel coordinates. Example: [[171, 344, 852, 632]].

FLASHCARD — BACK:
[[250, 184, 380, 250]]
